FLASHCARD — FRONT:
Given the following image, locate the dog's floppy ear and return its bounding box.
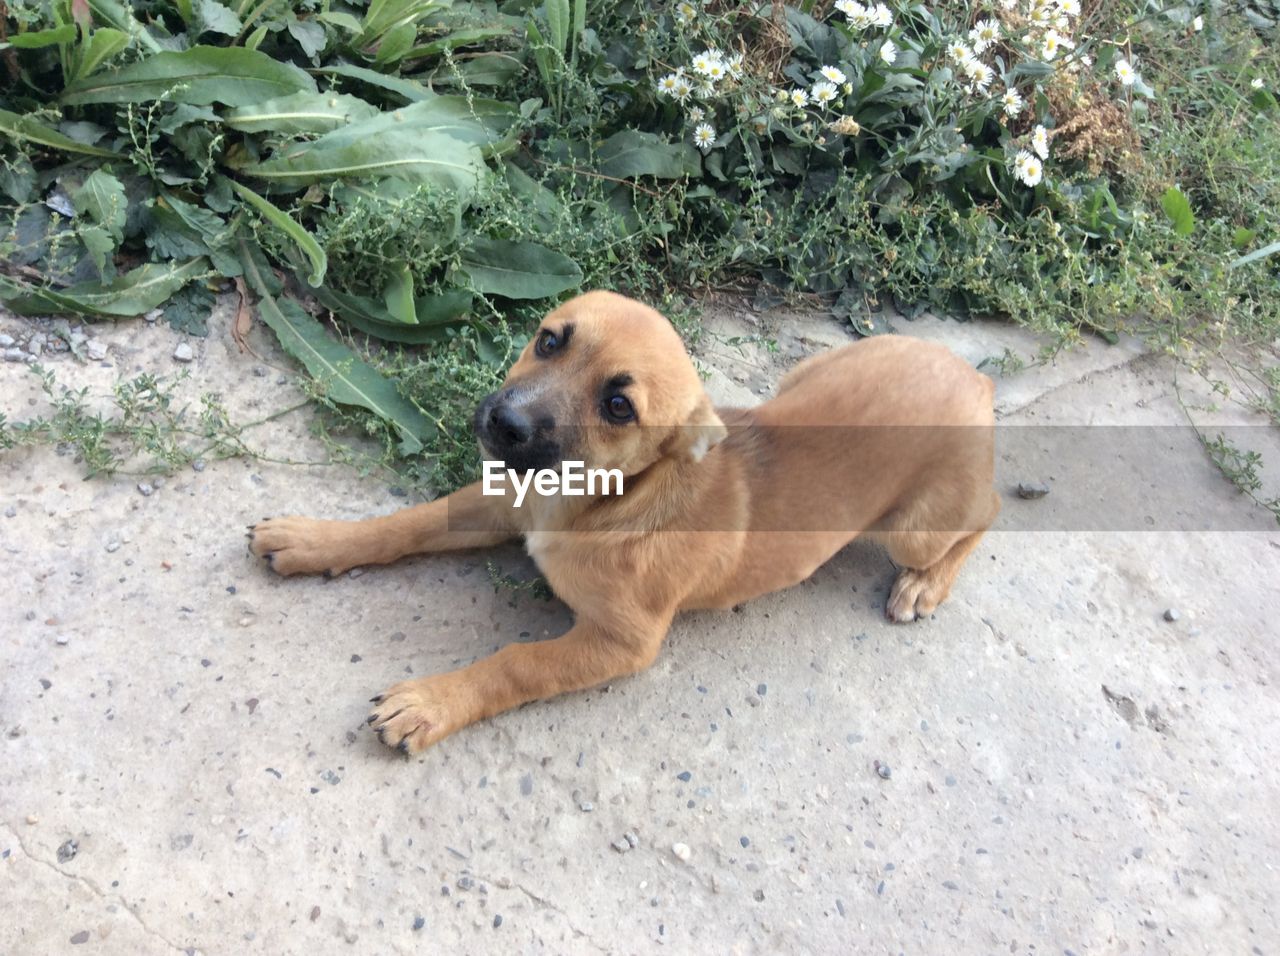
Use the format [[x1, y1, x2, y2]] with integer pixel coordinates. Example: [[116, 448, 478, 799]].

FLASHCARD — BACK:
[[667, 394, 727, 463]]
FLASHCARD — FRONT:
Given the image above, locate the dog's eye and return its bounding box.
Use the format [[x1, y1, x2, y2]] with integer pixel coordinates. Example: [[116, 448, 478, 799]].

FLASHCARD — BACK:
[[604, 394, 634, 423], [535, 329, 559, 357]]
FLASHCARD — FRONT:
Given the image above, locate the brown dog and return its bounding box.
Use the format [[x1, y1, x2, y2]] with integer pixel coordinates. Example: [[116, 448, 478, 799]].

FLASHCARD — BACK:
[[250, 291, 998, 754]]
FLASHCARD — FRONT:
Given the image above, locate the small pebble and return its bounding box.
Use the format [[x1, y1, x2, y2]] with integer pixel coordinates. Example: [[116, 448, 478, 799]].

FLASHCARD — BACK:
[[57, 838, 78, 863], [253, 365, 268, 377], [85, 340, 108, 361], [105, 540, 121, 553], [137, 482, 154, 497], [192, 459, 206, 472], [4, 347, 25, 362], [0, 333, 13, 347], [492, 914, 503, 929], [578, 801, 594, 812], [624, 831, 639, 848], [671, 842, 691, 862], [4, 505, 15, 518], [739, 836, 750, 848], [875, 761, 891, 779], [1016, 481, 1050, 499], [172, 342, 194, 362], [26, 815, 38, 825], [55, 634, 69, 646], [611, 837, 630, 853], [1163, 608, 1180, 622], [348, 568, 364, 579], [676, 771, 691, 782], [144, 308, 163, 323], [756, 683, 767, 696], [412, 916, 425, 931]]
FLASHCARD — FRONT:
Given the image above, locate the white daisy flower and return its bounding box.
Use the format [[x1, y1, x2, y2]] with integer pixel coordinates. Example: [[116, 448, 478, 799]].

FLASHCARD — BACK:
[[947, 40, 974, 64], [705, 60, 727, 82], [688, 106, 705, 122], [964, 59, 994, 92], [695, 82, 716, 99], [871, 3, 893, 28], [1056, 0, 1081, 15], [969, 19, 1000, 54], [673, 77, 694, 102], [1013, 149, 1043, 186], [691, 51, 720, 76], [879, 39, 897, 65], [725, 54, 744, 79], [1001, 88, 1024, 116], [1041, 31, 1061, 60], [657, 73, 681, 96], [675, 2, 696, 25], [821, 65, 847, 85], [834, 0, 860, 16], [1115, 58, 1136, 86], [693, 123, 717, 151], [811, 80, 839, 105], [1251, 77, 1265, 89], [790, 88, 810, 107], [1192, 15, 1203, 31], [1031, 124, 1049, 159]]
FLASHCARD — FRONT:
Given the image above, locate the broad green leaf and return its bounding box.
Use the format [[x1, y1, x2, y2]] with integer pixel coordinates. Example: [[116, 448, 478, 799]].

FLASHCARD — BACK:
[[222, 91, 379, 134], [1228, 240, 1280, 270], [545, 0, 570, 54], [1232, 227, 1257, 251], [406, 26, 517, 59], [314, 97, 514, 150], [197, 0, 243, 36], [0, 258, 208, 317], [383, 263, 417, 323], [457, 238, 582, 299], [228, 180, 327, 286], [0, 109, 121, 158], [239, 129, 485, 191], [356, 0, 444, 48], [164, 281, 216, 336], [240, 241, 434, 454], [6, 25, 77, 48], [317, 11, 363, 32], [1161, 186, 1195, 236], [374, 21, 417, 63], [434, 51, 523, 87], [62, 45, 316, 106], [86, 0, 162, 52], [314, 63, 434, 102], [310, 283, 472, 343], [597, 129, 701, 179], [78, 225, 118, 277], [72, 168, 128, 241], [73, 29, 130, 82], [288, 18, 327, 58]]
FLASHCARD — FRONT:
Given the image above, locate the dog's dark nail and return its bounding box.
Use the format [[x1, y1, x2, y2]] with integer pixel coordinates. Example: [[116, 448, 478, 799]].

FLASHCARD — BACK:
[[370, 695, 383, 704], [398, 739, 410, 754], [323, 570, 333, 579]]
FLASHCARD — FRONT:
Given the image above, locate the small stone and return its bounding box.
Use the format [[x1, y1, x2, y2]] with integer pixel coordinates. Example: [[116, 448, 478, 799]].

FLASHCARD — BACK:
[[25, 815, 37, 825], [70, 931, 90, 945], [578, 801, 594, 812], [172, 342, 195, 362], [624, 831, 639, 848], [55, 634, 69, 646], [310, 906, 320, 922], [492, 914, 503, 929], [144, 308, 163, 323], [0, 333, 13, 347], [875, 761, 891, 779], [192, 459, 206, 472], [105, 540, 120, 553], [1163, 608, 1180, 623], [752, 889, 765, 902], [676, 771, 692, 782], [4, 505, 15, 518], [57, 838, 78, 862], [137, 482, 154, 497], [348, 568, 364, 579], [253, 365, 268, 377], [671, 842, 692, 862], [4, 348, 25, 362], [411, 916, 425, 931], [85, 340, 108, 361], [611, 838, 630, 853], [1016, 481, 1050, 500]]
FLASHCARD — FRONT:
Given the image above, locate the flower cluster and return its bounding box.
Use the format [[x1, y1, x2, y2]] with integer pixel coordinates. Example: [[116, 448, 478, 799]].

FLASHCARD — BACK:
[[656, 46, 749, 148], [834, 0, 897, 63]]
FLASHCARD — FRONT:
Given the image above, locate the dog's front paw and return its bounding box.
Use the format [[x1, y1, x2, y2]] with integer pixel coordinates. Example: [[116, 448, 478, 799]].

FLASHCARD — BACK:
[[368, 677, 467, 755], [248, 516, 357, 577], [886, 567, 946, 623]]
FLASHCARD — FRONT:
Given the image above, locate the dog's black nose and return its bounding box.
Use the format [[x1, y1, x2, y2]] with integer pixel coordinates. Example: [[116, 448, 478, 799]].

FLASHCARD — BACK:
[[489, 403, 534, 446]]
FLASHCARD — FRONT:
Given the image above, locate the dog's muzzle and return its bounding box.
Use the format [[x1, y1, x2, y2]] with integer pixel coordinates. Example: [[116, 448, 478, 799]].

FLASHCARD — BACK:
[[474, 391, 562, 472]]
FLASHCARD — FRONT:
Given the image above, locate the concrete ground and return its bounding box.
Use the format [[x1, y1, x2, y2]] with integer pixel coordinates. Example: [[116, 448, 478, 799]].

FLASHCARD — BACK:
[[2, 299, 1279, 955]]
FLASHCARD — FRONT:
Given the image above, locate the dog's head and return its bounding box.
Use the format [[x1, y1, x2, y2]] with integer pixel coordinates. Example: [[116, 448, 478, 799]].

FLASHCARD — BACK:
[[474, 291, 726, 475]]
